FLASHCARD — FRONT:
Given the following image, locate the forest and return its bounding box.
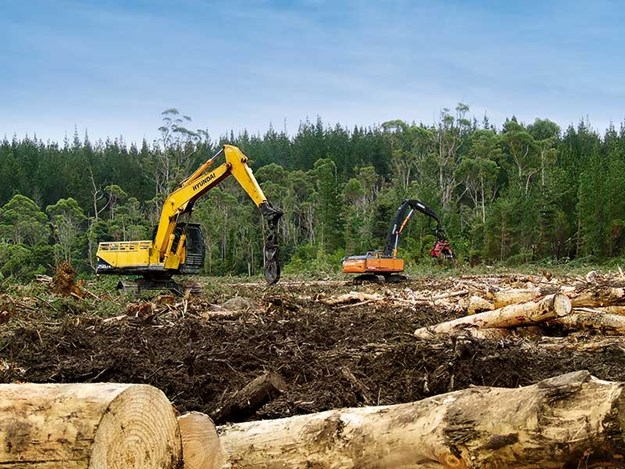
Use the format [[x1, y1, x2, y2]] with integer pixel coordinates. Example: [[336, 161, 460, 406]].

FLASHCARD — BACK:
[[1, 104, 624, 281]]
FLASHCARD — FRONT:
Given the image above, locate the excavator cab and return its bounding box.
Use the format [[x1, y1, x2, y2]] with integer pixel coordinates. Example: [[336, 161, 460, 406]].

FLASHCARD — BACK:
[[177, 223, 205, 274]]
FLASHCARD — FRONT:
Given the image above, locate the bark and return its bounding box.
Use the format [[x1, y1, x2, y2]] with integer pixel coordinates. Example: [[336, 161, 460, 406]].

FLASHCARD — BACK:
[[178, 412, 225, 469], [466, 295, 494, 315], [552, 309, 625, 335], [0, 383, 182, 468], [211, 371, 287, 424], [415, 293, 571, 339], [485, 287, 543, 308], [471, 328, 514, 340], [597, 305, 625, 315], [561, 286, 625, 307], [218, 371, 625, 468]]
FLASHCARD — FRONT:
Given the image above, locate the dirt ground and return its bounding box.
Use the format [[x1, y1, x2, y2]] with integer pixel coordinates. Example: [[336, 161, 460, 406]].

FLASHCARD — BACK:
[[2, 275, 625, 425]]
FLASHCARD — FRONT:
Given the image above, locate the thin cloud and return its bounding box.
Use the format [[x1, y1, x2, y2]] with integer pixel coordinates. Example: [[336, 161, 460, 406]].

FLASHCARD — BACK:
[[1, 0, 624, 143]]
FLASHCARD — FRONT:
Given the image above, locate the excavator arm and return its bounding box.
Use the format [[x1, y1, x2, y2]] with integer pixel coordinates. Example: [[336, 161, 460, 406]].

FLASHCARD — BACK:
[[96, 144, 283, 286], [383, 199, 451, 258], [152, 145, 282, 283]]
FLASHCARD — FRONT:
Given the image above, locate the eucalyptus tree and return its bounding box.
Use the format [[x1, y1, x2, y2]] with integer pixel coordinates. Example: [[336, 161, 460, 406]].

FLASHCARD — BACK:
[[456, 129, 502, 224], [501, 119, 541, 195], [145, 109, 212, 198], [46, 198, 87, 266], [0, 194, 49, 246], [342, 177, 368, 255], [382, 119, 436, 197], [0, 194, 51, 279], [434, 103, 471, 210], [527, 119, 560, 188]]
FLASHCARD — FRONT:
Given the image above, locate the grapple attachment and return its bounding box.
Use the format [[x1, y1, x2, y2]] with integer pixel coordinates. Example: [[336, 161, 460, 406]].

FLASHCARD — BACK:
[[260, 203, 283, 285], [430, 227, 454, 259]]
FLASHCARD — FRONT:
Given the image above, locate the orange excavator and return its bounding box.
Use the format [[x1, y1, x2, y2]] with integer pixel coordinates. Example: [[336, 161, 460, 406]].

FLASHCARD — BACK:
[[342, 199, 453, 282]]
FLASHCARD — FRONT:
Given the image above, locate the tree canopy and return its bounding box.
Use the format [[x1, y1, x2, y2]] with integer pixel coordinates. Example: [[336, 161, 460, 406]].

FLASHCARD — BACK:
[[1, 107, 622, 280]]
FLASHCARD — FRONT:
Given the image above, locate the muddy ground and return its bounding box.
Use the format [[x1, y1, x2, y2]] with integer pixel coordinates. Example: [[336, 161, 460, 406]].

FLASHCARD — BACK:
[[2, 275, 625, 424]]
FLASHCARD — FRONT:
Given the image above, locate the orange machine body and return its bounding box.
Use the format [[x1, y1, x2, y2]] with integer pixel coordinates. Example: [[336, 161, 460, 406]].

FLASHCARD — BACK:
[[342, 252, 405, 274]]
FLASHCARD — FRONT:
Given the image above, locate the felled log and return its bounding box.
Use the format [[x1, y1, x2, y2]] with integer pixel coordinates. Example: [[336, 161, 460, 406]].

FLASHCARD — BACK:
[[552, 308, 625, 335], [178, 412, 225, 469], [414, 293, 571, 339], [218, 371, 625, 468], [211, 371, 287, 424], [485, 287, 543, 308], [199, 309, 245, 320], [470, 286, 625, 313], [597, 305, 625, 315], [340, 366, 372, 404], [456, 327, 536, 341], [320, 291, 383, 306], [466, 295, 494, 314], [561, 286, 625, 307], [0, 383, 181, 468]]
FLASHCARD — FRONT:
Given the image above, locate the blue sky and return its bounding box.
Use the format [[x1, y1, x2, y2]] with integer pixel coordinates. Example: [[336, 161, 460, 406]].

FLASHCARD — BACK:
[[1, 0, 624, 144]]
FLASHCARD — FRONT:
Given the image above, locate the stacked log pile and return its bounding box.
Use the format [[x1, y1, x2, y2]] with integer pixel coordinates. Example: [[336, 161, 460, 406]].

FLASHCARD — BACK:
[[307, 270, 625, 348], [409, 271, 625, 343]]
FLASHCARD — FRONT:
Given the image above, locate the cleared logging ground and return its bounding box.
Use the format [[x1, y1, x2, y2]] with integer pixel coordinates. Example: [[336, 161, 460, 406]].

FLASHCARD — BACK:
[[1, 272, 625, 427]]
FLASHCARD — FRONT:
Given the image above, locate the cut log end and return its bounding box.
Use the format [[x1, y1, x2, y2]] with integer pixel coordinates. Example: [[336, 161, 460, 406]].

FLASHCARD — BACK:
[[178, 412, 225, 469], [553, 293, 572, 317], [89, 384, 182, 469]]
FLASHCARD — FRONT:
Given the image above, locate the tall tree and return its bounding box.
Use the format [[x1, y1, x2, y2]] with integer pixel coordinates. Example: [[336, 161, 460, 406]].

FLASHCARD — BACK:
[[46, 198, 87, 265], [313, 158, 344, 253]]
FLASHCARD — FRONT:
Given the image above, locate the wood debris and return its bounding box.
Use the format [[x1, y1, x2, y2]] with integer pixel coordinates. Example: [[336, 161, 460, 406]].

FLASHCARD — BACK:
[[408, 270, 625, 342]]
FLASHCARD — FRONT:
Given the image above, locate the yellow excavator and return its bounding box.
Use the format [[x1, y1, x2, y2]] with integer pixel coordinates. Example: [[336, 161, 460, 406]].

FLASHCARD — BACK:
[[96, 144, 283, 294]]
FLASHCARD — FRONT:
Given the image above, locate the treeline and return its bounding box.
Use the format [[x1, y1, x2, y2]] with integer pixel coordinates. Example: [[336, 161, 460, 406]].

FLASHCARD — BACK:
[[1, 105, 624, 280]]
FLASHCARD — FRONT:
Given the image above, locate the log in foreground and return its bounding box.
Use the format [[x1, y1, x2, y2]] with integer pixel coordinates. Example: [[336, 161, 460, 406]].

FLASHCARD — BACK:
[[219, 371, 625, 469], [0, 383, 182, 468], [414, 293, 571, 339], [178, 412, 225, 469]]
